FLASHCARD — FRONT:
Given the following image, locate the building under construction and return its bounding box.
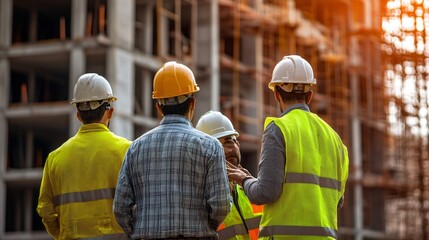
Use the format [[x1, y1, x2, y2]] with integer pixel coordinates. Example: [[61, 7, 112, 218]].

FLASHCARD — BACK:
[[0, 0, 428, 239]]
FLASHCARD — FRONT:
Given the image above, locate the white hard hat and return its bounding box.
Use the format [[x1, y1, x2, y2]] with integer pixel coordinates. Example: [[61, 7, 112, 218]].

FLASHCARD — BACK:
[[268, 55, 316, 92], [70, 73, 117, 110], [196, 111, 239, 139]]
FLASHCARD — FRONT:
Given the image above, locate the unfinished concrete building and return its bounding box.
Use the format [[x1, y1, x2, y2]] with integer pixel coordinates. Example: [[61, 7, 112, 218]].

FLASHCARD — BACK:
[[0, 0, 427, 239]]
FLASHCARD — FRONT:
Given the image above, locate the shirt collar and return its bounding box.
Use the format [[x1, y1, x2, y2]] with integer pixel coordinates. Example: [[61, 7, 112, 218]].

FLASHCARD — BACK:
[[78, 123, 110, 133], [280, 103, 310, 117], [160, 114, 193, 127]]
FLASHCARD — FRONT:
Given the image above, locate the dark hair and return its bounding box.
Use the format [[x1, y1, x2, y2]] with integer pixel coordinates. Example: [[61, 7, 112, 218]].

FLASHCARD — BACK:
[[77, 102, 110, 124], [275, 86, 309, 103], [159, 97, 193, 116]]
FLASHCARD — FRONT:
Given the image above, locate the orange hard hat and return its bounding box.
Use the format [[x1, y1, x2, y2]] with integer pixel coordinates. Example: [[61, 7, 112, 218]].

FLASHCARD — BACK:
[[152, 61, 200, 100]]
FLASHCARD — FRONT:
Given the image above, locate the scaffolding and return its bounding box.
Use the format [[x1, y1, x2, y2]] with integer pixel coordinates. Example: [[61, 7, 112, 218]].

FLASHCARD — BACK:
[[382, 0, 429, 239]]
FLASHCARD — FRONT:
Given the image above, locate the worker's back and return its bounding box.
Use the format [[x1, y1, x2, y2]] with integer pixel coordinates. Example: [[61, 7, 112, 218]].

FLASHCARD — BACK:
[[260, 109, 349, 240], [115, 114, 231, 239], [37, 123, 131, 239]]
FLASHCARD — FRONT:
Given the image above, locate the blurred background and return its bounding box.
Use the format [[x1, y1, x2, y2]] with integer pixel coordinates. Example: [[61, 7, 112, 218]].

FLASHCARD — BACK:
[[0, 0, 428, 239]]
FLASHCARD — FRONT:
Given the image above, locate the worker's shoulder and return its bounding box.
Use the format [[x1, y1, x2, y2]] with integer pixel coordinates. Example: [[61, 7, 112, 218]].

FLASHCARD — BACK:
[[192, 129, 223, 147], [108, 132, 132, 146], [45, 137, 74, 161]]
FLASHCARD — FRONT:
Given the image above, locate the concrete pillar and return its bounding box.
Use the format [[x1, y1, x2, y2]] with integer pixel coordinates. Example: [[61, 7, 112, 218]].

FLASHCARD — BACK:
[[69, 49, 86, 135], [71, 0, 87, 39], [68, 0, 88, 135], [107, 0, 135, 139], [0, 58, 9, 237], [0, 1, 11, 237], [350, 24, 364, 240], [108, 0, 134, 50], [196, 0, 219, 119], [107, 48, 134, 139], [351, 65, 363, 240], [0, 0, 12, 46]]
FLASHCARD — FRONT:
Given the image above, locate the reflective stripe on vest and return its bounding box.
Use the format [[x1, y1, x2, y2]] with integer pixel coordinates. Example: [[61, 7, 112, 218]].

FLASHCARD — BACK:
[[218, 216, 262, 239], [54, 188, 115, 207], [78, 233, 129, 240], [285, 172, 342, 191], [259, 225, 337, 238], [245, 216, 262, 231]]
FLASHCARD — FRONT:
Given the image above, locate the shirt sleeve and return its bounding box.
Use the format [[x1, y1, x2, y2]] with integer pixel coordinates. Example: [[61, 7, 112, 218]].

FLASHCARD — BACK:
[[205, 142, 231, 229], [113, 149, 135, 236], [244, 122, 285, 204], [37, 154, 60, 239]]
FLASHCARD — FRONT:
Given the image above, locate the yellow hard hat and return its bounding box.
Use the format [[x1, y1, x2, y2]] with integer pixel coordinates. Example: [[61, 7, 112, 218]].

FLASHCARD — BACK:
[[152, 61, 200, 100]]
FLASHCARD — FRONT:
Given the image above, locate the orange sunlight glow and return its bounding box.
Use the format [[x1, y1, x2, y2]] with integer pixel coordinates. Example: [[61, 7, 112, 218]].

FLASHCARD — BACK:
[[383, 0, 429, 138], [383, 2, 429, 238]]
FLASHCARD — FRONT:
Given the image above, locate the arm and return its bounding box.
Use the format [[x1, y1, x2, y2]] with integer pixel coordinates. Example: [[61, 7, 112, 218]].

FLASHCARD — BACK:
[[113, 150, 135, 237], [243, 123, 285, 205], [206, 143, 231, 229], [37, 155, 60, 239], [338, 143, 349, 209]]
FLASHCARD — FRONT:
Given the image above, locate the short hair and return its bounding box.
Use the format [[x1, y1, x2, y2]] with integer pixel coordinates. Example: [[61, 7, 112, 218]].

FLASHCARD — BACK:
[[159, 97, 193, 116], [77, 102, 110, 124], [275, 85, 309, 103]]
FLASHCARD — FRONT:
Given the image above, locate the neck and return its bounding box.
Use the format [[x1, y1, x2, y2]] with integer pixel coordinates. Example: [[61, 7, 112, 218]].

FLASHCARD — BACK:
[[99, 108, 112, 127]]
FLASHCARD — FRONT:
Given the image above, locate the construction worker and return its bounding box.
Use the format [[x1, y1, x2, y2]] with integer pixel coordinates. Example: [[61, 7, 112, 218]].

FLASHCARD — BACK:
[[196, 110, 263, 240], [113, 61, 231, 239], [37, 73, 132, 239], [227, 55, 349, 240]]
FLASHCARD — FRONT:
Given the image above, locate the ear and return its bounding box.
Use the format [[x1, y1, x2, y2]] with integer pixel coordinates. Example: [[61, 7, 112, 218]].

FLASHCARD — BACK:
[[155, 102, 164, 116], [100, 107, 114, 126], [188, 97, 196, 119], [106, 107, 114, 119], [190, 97, 196, 110], [306, 90, 313, 104], [76, 111, 82, 122], [274, 90, 281, 103]]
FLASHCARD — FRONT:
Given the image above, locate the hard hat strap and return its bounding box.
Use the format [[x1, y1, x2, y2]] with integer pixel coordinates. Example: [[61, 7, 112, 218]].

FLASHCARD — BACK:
[[158, 94, 192, 106], [77, 99, 112, 111], [279, 83, 311, 93]]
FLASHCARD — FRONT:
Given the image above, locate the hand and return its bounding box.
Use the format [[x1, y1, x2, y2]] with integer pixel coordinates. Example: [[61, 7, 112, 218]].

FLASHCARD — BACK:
[[226, 161, 253, 187], [238, 164, 252, 176]]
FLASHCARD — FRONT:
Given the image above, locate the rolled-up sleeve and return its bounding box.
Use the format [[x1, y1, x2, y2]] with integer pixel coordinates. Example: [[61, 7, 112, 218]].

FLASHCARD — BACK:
[[113, 150, 135, 236], [205, 144, 231, 228]]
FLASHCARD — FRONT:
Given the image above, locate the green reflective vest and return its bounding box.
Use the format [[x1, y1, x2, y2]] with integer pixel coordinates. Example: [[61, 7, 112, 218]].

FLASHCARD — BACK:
[[259, 109, 349, 240], [218, 185, 263, 240], [37, 123, 131, 240]]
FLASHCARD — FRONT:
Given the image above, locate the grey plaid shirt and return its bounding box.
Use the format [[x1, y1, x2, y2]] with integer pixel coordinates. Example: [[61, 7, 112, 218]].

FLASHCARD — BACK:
[[113, 115, 231, 239]]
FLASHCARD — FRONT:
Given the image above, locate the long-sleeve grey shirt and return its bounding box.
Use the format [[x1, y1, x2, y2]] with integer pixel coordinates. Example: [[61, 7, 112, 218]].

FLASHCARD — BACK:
[[243, 103, 310, 205]]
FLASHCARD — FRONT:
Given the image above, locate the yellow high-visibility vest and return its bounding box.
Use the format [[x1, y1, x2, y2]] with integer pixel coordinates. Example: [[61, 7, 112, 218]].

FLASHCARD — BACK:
[[37, 123, 131, 240], [218, 185, 263, 240], [259, 109, 349, 240]]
